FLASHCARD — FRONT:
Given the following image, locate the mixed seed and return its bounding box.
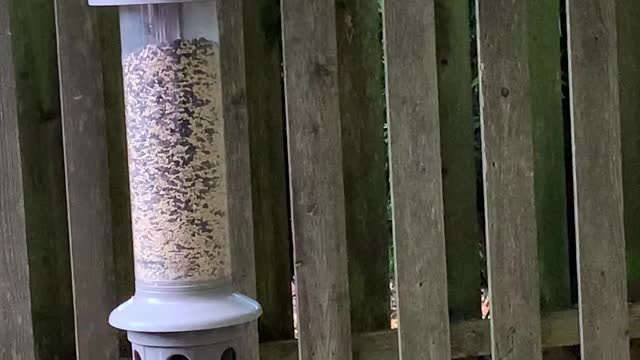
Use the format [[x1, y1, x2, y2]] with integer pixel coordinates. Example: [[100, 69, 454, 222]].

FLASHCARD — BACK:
[[123, 38, 230, 282]]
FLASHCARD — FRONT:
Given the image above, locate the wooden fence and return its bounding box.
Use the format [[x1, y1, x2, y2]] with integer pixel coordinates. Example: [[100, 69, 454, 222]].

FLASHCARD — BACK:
[[2, 0, 640, 359]]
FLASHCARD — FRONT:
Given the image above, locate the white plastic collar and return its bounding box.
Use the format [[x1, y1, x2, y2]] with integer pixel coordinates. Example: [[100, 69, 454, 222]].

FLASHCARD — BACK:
[[109, 281, 262, 333]]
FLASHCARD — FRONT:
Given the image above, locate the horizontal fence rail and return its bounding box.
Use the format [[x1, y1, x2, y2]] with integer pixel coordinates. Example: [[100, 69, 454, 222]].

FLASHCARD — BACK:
[[1, 0, 640, 359], [259, 303, 640, 360]]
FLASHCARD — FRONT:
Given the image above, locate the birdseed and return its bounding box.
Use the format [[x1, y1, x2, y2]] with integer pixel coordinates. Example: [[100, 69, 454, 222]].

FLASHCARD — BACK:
[[123, 38, 230, 282]]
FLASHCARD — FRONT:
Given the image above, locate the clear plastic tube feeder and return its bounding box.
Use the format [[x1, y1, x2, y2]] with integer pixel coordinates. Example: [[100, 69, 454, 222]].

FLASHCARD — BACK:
[[88, 0, 262, 358]]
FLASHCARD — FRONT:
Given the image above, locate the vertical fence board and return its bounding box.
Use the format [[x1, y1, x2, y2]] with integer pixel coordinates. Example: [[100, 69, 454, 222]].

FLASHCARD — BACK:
[[616, 0, 640, 352], [10, 0, 77, 357], [566, 1, 630, 359], [0, 1, 36, 358], [219, 0, 260, 358], [434, 0, 483, 323], [243, 0, 294, 343], [529, 0, 572, 312], [477, 0, 543, 358], [616, 0, 640, 304], [97, 8, 134, 358], [529, 1, 575, 358], [336, 0, 390, 333], [383, 0, 451, 358], [281, 0, 353, 358], [619, 4, 640, 352], [54, 0, 119, 358]]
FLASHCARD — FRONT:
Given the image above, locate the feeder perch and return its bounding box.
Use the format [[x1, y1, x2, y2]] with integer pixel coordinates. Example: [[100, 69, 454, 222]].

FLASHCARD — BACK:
[[88, 0, 262, 358]]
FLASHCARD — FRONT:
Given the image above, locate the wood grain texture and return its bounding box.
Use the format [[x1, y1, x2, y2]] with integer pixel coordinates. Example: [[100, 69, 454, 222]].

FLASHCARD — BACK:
[[383, 0, 451, 358], [8, 0, 77, 357], [98, 7, 132, 309], [566, 1, 630, 358], [96, 7, 135, 356], [336, 0, 390, 333], [97, 8, 134, 358], [434, 0, 483, 322], [529, 0, 571, 312], [0, 1, 36, 357], [529, 2, 574, 358], [219, 0, 260, 358], [242, 0, 294, 342], [281, 0, 353, 358], [476, 0, 543, 358], [259, 302, 640, 360], [54, 0, 118, 358], [616, 0, 640, 303]]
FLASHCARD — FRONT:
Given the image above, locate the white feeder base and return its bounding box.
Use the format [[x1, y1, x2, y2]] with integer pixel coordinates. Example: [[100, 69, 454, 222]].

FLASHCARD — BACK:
[[129, 327, 239, 360], [111, 281, 260, 359]]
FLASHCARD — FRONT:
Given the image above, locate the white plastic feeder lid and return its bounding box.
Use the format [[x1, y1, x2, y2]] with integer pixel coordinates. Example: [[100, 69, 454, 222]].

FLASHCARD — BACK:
[[89, 0, 206, 6]]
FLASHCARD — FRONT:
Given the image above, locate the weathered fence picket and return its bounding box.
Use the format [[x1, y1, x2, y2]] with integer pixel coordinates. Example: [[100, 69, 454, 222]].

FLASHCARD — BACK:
[[54, 0, 119, 357], [0, 4, 36, 358], [566, 0, 630, 359], [617, 0, 640, 304], [218, 0, 261, 358], [477, 0, 543, 358], [530, 2, 576, 358], [97, 8, 134, 357], [280, 0, 353, 359], [243, 0, 295, 344], [435, 0, 483, 326], [336, 0, 390, 334], [529, 0, 572, 312], [7, 0, 77, 358], [383, 0, 451, 359]]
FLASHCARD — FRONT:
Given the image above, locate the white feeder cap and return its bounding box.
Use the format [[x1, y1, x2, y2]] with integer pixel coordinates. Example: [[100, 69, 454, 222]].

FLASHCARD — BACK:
[[89, 0, 207, 6], [109, 281, 262, 333]]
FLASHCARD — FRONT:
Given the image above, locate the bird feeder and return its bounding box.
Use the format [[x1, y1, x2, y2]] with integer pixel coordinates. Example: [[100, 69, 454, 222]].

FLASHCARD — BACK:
[[88, 0, 261, 359]]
